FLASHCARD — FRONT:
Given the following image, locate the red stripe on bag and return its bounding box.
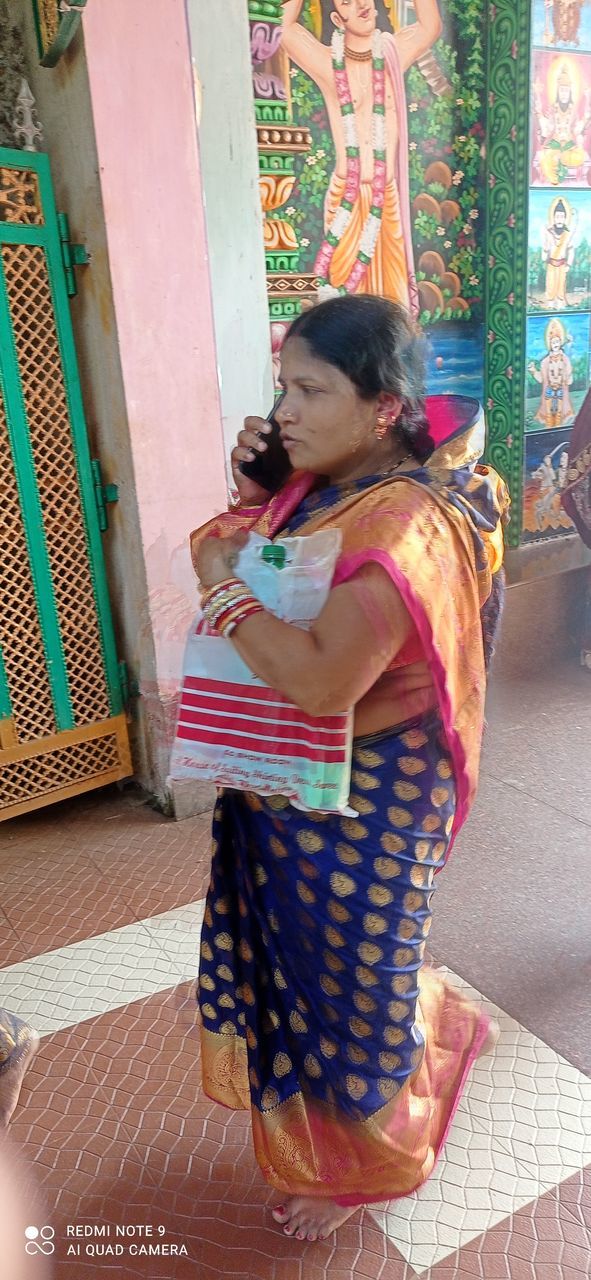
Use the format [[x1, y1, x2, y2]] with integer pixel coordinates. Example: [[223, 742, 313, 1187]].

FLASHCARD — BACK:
[[185, 675, 303, 706], [181, 688, 347, 730], [176, 724, 348, 763], [178, 706, 349, 746]]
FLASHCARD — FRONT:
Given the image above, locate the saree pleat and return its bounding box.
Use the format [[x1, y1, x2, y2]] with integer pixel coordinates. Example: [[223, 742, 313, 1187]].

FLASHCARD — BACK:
[[199, 717, 489, 1204]]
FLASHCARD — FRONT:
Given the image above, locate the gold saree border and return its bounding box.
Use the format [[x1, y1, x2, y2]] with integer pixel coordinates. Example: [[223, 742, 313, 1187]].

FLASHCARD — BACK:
[[200, 968, 489, 1205]]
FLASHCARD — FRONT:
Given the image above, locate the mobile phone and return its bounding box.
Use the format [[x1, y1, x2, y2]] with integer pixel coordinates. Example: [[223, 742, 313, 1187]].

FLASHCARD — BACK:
[[239, 392, 293, 494]]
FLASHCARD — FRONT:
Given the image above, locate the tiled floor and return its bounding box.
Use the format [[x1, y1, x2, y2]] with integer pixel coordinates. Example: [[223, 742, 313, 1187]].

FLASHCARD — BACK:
[[1, 659, 590, 1278]]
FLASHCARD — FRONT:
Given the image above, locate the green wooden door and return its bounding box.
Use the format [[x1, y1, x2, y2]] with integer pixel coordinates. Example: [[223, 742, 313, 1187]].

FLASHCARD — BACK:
[[0, 149, 131, 820]]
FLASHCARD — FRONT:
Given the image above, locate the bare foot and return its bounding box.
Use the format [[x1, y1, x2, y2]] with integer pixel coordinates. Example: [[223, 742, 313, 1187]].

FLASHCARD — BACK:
[[0, 1028, 40, 1127], [272, 1196, 358, 1242], [478, 1017, 500, 1059]]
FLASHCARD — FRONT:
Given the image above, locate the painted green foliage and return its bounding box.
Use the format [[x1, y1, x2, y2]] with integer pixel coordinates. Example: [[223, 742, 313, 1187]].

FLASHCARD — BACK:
[[276, 0, 486, 327]]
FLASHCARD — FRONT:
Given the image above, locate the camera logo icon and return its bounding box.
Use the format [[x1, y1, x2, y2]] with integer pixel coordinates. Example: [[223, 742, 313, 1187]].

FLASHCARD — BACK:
[[25, 1226, 56, 1256]]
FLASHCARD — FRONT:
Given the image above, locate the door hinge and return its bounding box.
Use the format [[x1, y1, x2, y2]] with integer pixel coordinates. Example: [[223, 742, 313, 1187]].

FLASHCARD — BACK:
[[118, 659, 139, 706], [91, 459, 119, 532], [57, 211, 90, 297]]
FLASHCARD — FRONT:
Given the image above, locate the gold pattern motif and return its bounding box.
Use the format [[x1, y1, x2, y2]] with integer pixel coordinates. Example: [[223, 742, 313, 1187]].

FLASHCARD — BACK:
[[319, 973, 342, 997], [298, 857, 320, 879], [422, 814, 442, 833], [400, 729, 428, 749], [399, 756, 427, 776], [394, 947, 415, 967], [437, 759, 452, 780], [398, 919, 418, 941], [327, 900, 353, 923], [356, 965, 380, 988], [268, 795, 290, 811], [201, 941, 214, 962], [353, 990, 378, 1014], [431, 786, 450, 807], [273, 1052, 292, 1079], [200, 974, 215, 991], [378, 1078, 400, 1101], [367, 883, 394, 907], [214, 895, 230, 914], [246, 1028, 258, 1049], [433, 841, 447, 862], [201, 1003, 217, 1020], [297, 880, 316, 905], [325, 924, 346, 948], [394, 780, 422, 801], [346, 1074, 368, 1100], [373, 854, 402, 880], [415, 840, 431, 862], [363, 911, 388, 936], [404, 891, 425, 913], [218, 993, 236, 1009], [347, 1043, 369, 1065], [379, 1050, 401, 1071], [358, 940, 383, 965], [242, 983, 256, 1006], [214, 931, 233, 952], [254, 864, 269, 886], [289, 1010, 308, 1034], [392, 974, 413, 995], [330, 870, 357, 898], [340, 817, 368, 841], [239, 939, 254, 963], [216, 963, 233, 982], [351, 768, 380, 791], [349, 1016, 372, 1038], [304, 1054, 322, 1078], [335, 842, 363, 866], [320, 1036, 338, 1058], [410, 865, 430, 888], [296, 830, 325, 853], [387, 806, 413, 827], [324, 950, 346, 973], [349, 795, 377, 815], [379, 834, 406, 857], [388, 1000, 410, 1021], [355, 748, 385, 768], [273, 968, 288, 990], [270, 836, 288, 858], [383, 1026, 406, 1046], [262, 1086, 281, 1109]]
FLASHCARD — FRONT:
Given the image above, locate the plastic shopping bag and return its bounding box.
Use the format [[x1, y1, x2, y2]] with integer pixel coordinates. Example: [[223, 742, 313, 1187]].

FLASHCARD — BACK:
[[168, 530, 354, 813]]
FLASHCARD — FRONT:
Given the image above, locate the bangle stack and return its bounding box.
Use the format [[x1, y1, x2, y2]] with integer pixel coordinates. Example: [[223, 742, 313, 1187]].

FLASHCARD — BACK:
[[200, 577, 264, 637]]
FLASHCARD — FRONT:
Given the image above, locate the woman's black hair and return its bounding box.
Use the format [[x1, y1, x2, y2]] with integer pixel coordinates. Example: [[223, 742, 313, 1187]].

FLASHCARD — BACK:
[[287, 295, 432, 461], [320, 1, 394, 44]]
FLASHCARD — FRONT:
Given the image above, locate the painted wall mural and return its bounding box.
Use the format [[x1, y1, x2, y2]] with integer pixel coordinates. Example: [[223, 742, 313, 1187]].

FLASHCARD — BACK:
[[248, 0, 486, 401], [523, 1, 591, 544]]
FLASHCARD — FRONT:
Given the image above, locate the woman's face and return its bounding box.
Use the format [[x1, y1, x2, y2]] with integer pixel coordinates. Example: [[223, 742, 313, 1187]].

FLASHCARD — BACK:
[[276, 336, 394, 482]]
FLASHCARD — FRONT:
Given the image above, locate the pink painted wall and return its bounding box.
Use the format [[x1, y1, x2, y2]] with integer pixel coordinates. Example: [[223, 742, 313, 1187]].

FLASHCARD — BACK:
[[83, 0, 227, 790]]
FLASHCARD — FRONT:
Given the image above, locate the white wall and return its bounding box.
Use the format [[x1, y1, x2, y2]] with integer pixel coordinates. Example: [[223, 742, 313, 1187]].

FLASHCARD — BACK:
[[186, 0, 274, 477]]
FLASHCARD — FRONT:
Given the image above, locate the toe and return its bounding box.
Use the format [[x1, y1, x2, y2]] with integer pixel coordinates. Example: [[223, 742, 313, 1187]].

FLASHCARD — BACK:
[[272, 1205, 288, 1224]]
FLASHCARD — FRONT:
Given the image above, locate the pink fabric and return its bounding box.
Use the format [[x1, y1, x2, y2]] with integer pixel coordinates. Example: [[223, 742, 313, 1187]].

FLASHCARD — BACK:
[[334, 548, 470, 857], [382, 34, 419, 318]]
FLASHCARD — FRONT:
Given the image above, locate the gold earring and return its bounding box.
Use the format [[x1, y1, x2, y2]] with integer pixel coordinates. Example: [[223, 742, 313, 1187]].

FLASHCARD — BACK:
[[375, 415, 389, 440]]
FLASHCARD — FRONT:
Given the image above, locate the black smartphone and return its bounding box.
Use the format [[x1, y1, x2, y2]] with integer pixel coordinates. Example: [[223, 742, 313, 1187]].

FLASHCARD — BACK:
[[239, 392, 292, 494]]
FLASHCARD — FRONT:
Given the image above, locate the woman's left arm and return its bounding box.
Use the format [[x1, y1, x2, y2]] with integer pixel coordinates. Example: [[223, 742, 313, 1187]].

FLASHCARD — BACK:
[[196, 536, 413, 717]]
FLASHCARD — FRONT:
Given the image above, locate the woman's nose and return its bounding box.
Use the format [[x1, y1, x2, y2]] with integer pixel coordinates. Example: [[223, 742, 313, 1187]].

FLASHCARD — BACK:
[[276, 396, 296, 424]]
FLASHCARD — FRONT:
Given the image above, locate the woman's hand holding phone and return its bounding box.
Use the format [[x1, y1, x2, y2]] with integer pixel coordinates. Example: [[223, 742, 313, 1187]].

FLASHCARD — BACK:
[[231, 416, 274, 506]]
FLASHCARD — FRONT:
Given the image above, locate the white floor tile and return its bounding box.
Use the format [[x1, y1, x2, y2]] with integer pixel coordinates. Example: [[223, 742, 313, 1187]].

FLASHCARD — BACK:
[[369, 969, 591, 1275], [0, 902, 205, 1035]]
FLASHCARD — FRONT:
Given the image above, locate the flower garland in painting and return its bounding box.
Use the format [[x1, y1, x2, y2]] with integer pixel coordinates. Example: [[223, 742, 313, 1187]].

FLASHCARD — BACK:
[[314, 29, 387, 295]]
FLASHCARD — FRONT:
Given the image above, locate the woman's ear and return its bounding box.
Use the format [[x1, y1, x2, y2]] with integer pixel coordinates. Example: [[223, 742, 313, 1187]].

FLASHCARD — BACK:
[[331, 11, 345, 29], [376, 393, 403, 424]]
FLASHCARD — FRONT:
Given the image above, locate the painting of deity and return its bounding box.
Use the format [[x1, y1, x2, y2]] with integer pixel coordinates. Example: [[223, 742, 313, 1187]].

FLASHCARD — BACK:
[[530, 50, 591, 186], [523, 429, 575, 540], [532, 0, 591, 52], [525, 311, 590, 430], [256, 0, 486, 330], [527, 188, 591, 312]]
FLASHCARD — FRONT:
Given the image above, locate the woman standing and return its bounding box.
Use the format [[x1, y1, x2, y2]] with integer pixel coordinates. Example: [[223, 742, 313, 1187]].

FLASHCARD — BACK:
[[191, 297, 508, 1242]]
